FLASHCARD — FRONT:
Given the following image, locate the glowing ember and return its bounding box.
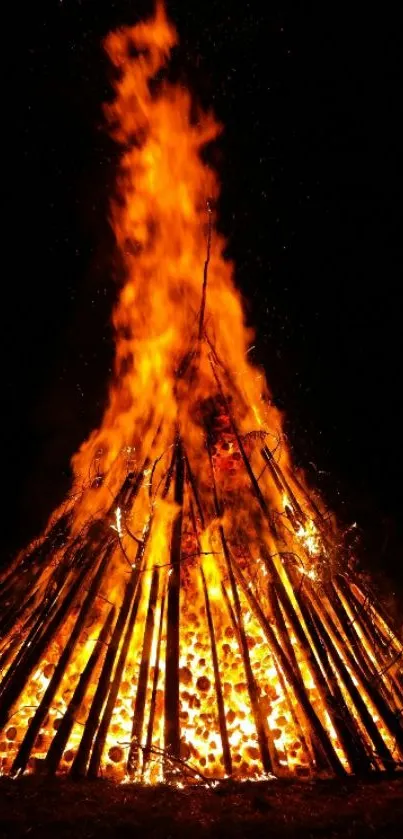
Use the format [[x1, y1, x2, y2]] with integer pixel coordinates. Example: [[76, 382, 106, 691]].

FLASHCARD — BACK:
[[0, 2, 402, 784]]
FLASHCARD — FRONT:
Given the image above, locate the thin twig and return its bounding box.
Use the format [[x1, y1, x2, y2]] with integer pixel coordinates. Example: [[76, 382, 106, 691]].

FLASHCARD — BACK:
[[198, 200, 213, 341], [118, 737, 214, 785]]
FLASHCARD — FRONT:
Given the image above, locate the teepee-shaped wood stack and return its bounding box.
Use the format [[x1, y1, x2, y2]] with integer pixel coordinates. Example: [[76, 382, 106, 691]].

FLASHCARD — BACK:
[[1, 3, 402, 784]]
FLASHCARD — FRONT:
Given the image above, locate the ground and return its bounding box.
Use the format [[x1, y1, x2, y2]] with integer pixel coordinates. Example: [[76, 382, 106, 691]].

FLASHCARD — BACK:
[[1, 774, 403, 838]]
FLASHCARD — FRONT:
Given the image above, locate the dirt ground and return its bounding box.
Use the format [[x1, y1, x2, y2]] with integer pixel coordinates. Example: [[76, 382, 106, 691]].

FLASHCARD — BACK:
[[1, 774, 403, 838]]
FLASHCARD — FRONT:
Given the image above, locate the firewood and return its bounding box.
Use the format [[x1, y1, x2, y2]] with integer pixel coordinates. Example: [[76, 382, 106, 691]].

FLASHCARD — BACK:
[[11, 547, 112, 775], [164, 440, 185, 776], [71, 534, 148, 778], [44, 605, 115, 774], [127, 568, 160, 775]]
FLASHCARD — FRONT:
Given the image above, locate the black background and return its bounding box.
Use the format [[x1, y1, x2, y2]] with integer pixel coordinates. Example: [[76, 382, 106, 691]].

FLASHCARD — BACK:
[[3, 1, 402, 603]]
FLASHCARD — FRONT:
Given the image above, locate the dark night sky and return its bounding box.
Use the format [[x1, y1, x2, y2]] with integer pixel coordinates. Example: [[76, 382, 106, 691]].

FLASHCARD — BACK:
[[3, 1, 402, 597]]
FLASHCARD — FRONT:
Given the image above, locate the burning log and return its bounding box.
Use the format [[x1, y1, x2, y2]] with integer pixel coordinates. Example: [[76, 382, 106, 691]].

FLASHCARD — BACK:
[[265, 581, 324, 770], [337, 578, 389, 656], [232, 561, 348, 777], [286, 576, 373, 773], [142, 589, 166, 775], [209, 362, 278, 540], [0, 515, 70, 599], [0, 592, 44, 677], [188, 497, 232, 776], [306, 587, 397, 769], [261, 446, 305, 522], [209, 445, 276, 775], [87, 567, 145, 777], [11, 547, 112, 776], [0, 535, 85, 682], [220, 564, 274, 775], [44, 605, 115, 774], [336, 579, 403, 708], [200, 566, 233, 776], [272, 573, 368, 771], [127, 568, 160, 775], [0, 553, 95, 737], [71, 534, 148, 778], [164, 439, 185, 777], [197, 201, 213, 341], [307, 581, 403, 759], [326, 581, 387, 688], [287, 467, 333, 534]]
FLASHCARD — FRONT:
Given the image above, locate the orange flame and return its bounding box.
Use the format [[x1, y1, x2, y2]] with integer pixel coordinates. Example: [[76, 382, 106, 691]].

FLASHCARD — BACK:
[[0, 2, 402, 785], [69, 1, 287, 532]]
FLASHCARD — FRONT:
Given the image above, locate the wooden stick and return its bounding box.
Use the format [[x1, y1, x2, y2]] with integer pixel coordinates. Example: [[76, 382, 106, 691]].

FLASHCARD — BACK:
[[335, 575, 403, 702], [265, 582, 322, 770], [142, 588, 166, 775], [308, 582, 403, 758], [115, 417, 163, 509], [0, 589, 39, 641], [184, 452, 205, 528], [0, 538, 86, 686], [87, 569, 145, 777], [306, 583, 397, 769], [200, 565, 232, 777], [327, 579, 403, 712], [321, 577, 403, 713], [142, 453, 177, 777], [116, 456, 151, 510], [71, 534, 148, 778], [272, 575, 368, 771], [0, 583, 67, 703], [259, 446, 286, 496], [271, 649, 316, 771], [287, 467, 332, 532], [44, 605, 115, 774], [207, 442, 274, 774], [0, 556, 94, 736], [198, 201, 213, 340], [187, 495, 231, 776], [0, 515, 69, 594], [11, 548, 111, 775], [0, 524, 108, 697], [231, 560, 347, 776], [162, 443, 177, 500], [0, 592, 44, 677], [345, 587, 392, 657], [350, 583, 403, 660], [164, 440, 185, 776], [340, 591, 403, 707], [327, 580, 386, 686], [286, 575, 372, 773], [209, 359, 278, 540], [127, 568, 160, 775], [261, 447, 305, 521], [260, 543, 358, 771], [220, 563, 274, 775], [203, 332, 249, 414]]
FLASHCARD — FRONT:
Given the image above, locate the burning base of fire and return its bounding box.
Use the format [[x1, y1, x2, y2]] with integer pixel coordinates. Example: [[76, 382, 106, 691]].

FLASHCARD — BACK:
[[1, 406, 402, 783], [1, 2, 402, 785]]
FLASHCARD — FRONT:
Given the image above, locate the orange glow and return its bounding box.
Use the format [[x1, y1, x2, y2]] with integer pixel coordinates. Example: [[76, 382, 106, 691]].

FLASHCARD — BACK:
[[0, 2, 402, 784]]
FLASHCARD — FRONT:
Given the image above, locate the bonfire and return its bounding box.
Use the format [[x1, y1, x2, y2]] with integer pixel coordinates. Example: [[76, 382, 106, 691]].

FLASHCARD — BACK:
[[1, 2, 402, 785]]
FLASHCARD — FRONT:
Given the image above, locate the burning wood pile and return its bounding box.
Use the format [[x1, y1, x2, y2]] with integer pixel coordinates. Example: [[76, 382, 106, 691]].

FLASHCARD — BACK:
[[1, 2, 402, 784]]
